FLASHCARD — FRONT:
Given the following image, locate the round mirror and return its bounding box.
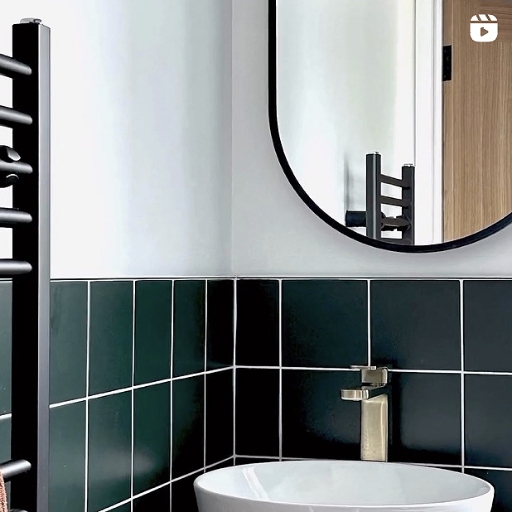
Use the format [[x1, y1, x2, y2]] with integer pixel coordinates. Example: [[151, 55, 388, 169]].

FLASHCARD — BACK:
[[269, 0, 512, 252]]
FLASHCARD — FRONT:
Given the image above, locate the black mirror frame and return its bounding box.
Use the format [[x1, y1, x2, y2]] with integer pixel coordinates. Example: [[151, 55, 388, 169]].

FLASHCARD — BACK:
[[268, 0, 512, 253]]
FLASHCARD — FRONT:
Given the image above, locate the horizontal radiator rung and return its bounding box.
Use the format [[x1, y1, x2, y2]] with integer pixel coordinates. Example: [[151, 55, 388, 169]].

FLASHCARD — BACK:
[[0, 208, 32, 226], [0, 106, 32, 128], [381, 196, 410, 208], [0, 459, 31, 482], [380, 175, 407, 188], [0, 53, 31, 78], [0, 259, 32, 275]]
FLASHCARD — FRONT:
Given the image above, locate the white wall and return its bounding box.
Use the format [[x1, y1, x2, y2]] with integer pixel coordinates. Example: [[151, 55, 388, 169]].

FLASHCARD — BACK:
[[231, 0, 512, 277], [0, 0, 232, 279], [277, 0, 415, 226]]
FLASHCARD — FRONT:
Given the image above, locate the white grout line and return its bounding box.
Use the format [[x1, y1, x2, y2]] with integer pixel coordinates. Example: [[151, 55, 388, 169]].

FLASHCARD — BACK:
[[465, 465, 512, 473], [203, 280, 208, 472], [170, 280, 175, 483], [460, 280, 465, 473], [132, 481, 170, 501], [233, 279, 238, 463], [130, 280, 136, 511], [84, 281, 91, 512], [0, 413, 12, 421], [171, 456, 234, 484], [172, 367, 232, 381], [278, 279, 283, 461], [97, 497, 132, 512], [367, 279, 371, 366]]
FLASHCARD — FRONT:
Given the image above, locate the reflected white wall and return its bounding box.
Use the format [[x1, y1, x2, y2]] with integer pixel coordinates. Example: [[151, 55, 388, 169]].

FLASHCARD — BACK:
[[277, 0, 415, 234]]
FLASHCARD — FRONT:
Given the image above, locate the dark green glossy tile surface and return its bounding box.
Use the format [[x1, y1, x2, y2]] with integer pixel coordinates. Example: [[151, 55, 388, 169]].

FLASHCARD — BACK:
[[236, 280, 279, 366], [0, 417, 10, 462], [88, 392, 131, 512], [236, 369, 279, 456], [464, 281, 512, 372], [172, 376, 204, 478], [133, 484, 170, 511], [173, 281, 205, 377], [282, 280, 367, 368], [135, 281, 172, 385], [50, 403, 86, 512], [89, 282, 133, 394], [282, 370, 360, 460], [371, 280, 460, 370], [465, 375, 512, 467], [391, 373, 461, 465], [109, 505, 130, 512], [206, 370, 233, 465], [0, 282, 11, 415], [134, 383, 170, 494], [207, 280, 234, 370], [172, 471, 200, 512], [50, 282, 88, 404], [235, 457, 275, 465]]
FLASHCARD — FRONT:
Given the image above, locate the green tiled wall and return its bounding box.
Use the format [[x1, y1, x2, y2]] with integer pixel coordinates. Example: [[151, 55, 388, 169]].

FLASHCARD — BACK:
[[0, 279, 235, 512]]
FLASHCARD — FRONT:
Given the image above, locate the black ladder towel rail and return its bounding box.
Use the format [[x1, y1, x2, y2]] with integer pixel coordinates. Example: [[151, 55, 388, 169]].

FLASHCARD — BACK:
[[0, 19, 51, 512], [346, 153, 415, 245]]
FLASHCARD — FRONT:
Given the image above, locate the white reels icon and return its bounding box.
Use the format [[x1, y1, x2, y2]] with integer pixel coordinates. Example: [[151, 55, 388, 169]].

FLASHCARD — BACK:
[[471, 14, 498, 42]]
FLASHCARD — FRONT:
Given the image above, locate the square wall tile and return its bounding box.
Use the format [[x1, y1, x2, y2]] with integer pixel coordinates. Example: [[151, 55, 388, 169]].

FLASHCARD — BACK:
[[236, 369, 279, 457], [89, 282, 133, 395], [134, 281, 172, 385], [466, 469, 511, 512], [465, 375, 512, 467], [371, 281, 460, 370], [464, 281, 512, 372], [282, 280, 367, 368], [50, 282, 88, 404], [390, 373, 461, 465], [207, 280, 234, 370], [172, 376, 204, 478], [0, 417, 10, 462], [172, 471, 200, 512], [206, 370, 233, 465], [173, 281, 205, 378], [0, 282, 11, 415], [134, 383, 170, 495], [88, 392, 131, 512], [235, 457, 275, 465], [50, 403, 86, 512], [133, 484, 170, 511], [236, 280, 279, 366], [282, 370, 360, 460]]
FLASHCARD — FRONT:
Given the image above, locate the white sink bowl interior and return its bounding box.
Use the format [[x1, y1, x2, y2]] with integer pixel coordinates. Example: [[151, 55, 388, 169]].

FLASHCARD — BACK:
[[194, 461, 494, 512]]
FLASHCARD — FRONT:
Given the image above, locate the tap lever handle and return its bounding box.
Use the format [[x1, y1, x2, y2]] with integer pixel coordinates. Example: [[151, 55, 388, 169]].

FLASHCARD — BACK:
[[351, 365, 389, 386]]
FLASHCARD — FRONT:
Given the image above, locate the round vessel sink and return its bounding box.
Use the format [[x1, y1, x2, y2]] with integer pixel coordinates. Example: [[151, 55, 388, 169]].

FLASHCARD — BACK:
[[194, 461, 494, 512]]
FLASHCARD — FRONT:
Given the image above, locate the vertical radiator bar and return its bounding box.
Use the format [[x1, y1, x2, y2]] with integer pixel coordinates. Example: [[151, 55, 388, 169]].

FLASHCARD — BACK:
[[402, 165, 415, 245], [366, 153, 381, 241], [11, 20, 50, 512]]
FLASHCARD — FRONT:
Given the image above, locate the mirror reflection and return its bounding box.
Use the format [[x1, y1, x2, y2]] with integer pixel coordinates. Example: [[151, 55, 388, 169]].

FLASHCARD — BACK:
[[275, 0, 512, 246]]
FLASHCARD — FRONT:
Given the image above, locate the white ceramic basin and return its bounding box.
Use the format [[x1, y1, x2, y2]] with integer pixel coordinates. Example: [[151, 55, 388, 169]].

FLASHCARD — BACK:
[[194, 461, 494, 512]]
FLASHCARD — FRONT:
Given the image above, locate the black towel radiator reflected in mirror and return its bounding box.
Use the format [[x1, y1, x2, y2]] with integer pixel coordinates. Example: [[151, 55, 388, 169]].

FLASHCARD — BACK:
[[346, 153, 415, 245], [0, 18, 51, 512]]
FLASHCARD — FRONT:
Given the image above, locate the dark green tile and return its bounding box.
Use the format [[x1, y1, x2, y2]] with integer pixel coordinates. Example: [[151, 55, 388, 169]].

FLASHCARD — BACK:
[[89, 282, 133, 394], [466, 375, 512, 467], [172, 471, 200, 512], [391, 373, 461, 465], [236, 369, 279, 457], [282, 370, 360, 460], [206, 370, 233, 465], [109, 505, 130, 512], [134, 383, 170, 494], [466, 469, 511, 511], [50, 282, 88, 404], [135, 281, 172, 385], [371, 281, 460, 370], [88, 392, 131, 512], [207, 458, 234, 470], [172, 376, 204, 478], [173, 281, 205, 377], [235, 457, 274, 465], [0, 417, 10, 462], [282, 280, 368, 368], [133, 484, 170, 511], [236, 280, 279, 366], [0, 282, 11, 415], [207, 280, 234, 370], [50, 403, 86, 512], [464, 281, 512, 372]]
